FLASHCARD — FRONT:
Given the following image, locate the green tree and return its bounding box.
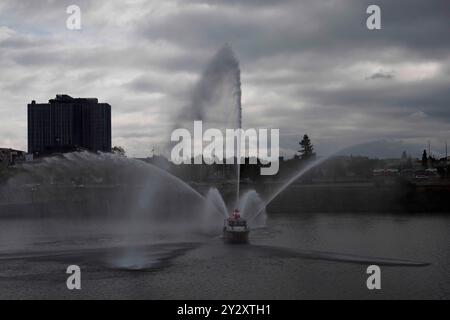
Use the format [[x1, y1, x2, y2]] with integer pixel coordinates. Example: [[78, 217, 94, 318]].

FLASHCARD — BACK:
[[298, 134, 316, 161], [421, 150, 428, 168], [112, 146, 126, 157]]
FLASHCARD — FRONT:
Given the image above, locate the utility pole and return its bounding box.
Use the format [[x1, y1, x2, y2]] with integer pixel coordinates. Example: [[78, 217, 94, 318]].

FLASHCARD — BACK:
[[445, 140, 448, 165], [445, 140, 448, 159], [446, 141, 449, 179], [428, 140, 431, 156]]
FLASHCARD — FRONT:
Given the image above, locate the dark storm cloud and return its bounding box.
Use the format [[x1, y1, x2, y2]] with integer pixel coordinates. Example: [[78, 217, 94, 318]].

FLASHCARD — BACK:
[[3, 41, 205, 74], [302, 78, 450, 118], [1, 0, 449, 157], [366, 70, 394, 80], [138, 0, 450, 62]]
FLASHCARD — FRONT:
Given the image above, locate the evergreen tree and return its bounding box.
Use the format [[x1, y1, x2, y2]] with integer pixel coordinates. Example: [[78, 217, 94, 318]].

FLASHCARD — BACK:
[[298, 134, 316, 161], [421, 149, 428, 168]]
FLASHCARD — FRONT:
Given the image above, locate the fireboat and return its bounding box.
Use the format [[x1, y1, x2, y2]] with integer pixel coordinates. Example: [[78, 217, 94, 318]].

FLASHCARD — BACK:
[[223, 209, 249, 244]]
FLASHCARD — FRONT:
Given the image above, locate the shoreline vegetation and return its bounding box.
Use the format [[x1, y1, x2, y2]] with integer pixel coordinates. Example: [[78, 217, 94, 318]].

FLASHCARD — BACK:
[[1, 152, 450, 216]]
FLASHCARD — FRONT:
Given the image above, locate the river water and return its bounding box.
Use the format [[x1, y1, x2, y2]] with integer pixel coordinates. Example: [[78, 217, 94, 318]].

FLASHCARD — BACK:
[[0, 213, 449, 299]]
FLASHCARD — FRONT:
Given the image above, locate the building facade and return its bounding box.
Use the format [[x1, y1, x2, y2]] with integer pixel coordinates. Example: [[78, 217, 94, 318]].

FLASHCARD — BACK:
[[28, 94, 111, 156], [0, 148, 27, 168]]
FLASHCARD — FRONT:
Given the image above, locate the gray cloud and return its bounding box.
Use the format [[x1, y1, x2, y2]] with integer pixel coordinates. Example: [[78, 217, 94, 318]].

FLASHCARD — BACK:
[[366, 70, 394, 80]]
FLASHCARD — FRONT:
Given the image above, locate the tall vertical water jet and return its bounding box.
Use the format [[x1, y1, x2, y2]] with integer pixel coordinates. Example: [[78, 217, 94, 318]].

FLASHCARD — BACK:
[[178, 45, 243, 211], [236, 71, 242, 211], [183, 44, 242, 131]]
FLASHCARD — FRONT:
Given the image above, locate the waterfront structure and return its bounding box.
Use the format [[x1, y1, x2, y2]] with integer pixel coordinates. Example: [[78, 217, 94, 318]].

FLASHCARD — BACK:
[[0, 148, 26, 168]]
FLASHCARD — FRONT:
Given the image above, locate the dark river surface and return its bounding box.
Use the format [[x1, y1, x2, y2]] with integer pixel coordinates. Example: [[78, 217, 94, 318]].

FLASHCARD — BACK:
[[0, 213, 449, 299]]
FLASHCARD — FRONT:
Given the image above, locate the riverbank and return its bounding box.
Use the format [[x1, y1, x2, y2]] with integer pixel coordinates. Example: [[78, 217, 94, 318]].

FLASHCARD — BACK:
[[1, 180, 450, 216], [263, 181, 450, 214]]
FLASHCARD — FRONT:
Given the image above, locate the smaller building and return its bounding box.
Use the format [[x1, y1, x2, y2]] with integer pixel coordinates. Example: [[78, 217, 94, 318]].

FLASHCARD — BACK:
[[0, 148, 27, 168]]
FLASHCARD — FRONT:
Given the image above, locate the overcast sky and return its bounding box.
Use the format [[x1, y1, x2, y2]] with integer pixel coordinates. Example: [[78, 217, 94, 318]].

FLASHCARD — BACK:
[[1, 0, 449, 158]]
